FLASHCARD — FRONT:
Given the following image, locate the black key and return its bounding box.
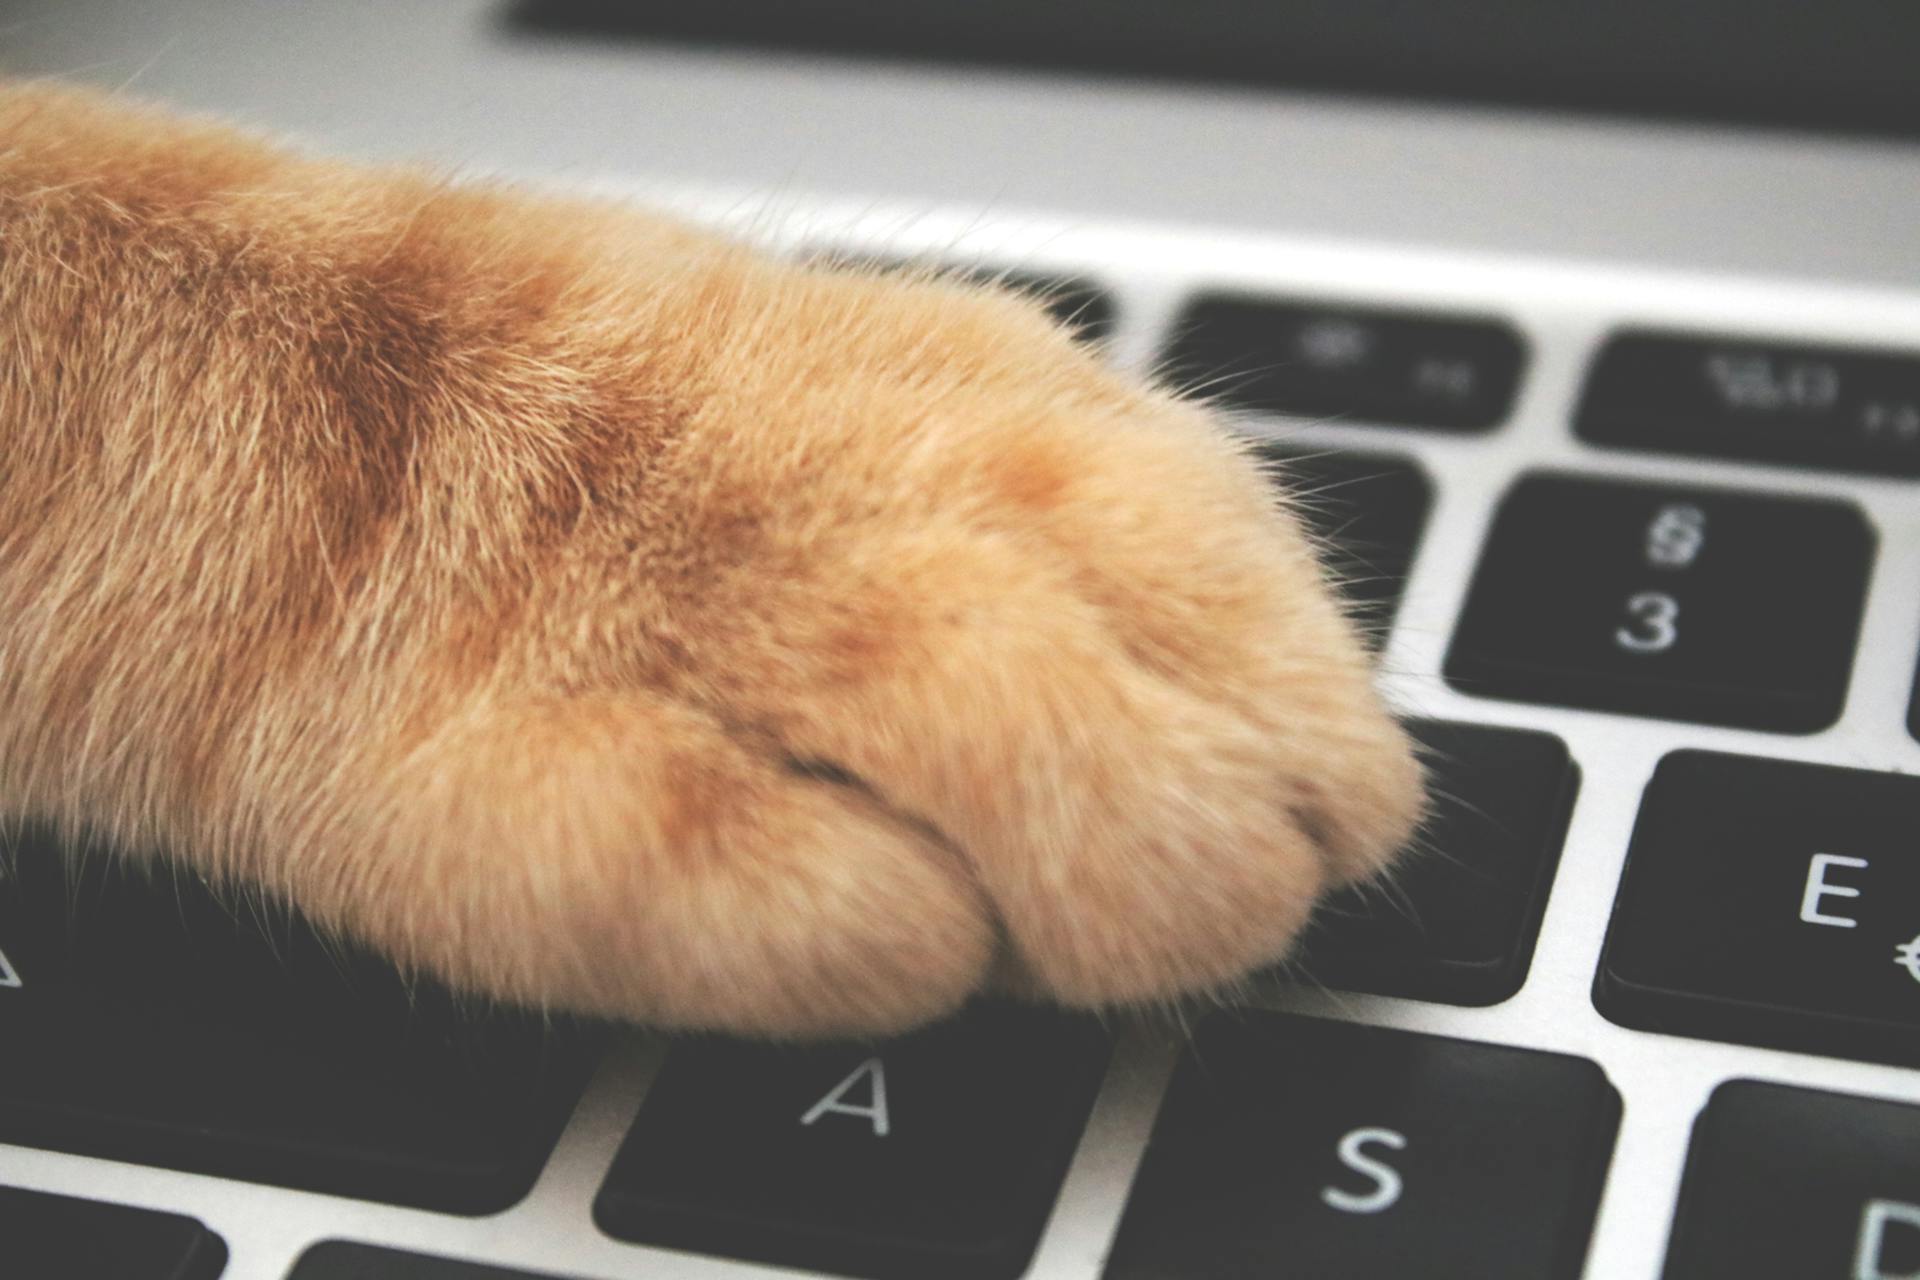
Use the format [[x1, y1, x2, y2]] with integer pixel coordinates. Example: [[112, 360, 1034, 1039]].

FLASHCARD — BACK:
[[0, 830, 596, 1214], [594, 1004, 1109, 1279], [511, 2, 1920, 140], [806, 250, 1115, 344], [1596, 751, 1920, 1068], [1104, 1013, 1618, 1279], [1258, 447, 1431, 646], [1661, 1080, 1920, 1279], [0, 1184, 224, 1280], [1578, 330, 1920, 477], [1289, 720, 1577, 1006], [1163, 295, 1524, 431], [1444, 473, 1872, 732], [1910, 651, 1919, 743], [288, 1241, 566, 1279], [992, 269, 1115, 344]]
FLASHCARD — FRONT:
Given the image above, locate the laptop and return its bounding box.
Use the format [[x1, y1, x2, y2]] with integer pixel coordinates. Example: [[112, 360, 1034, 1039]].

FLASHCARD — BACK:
[[2, 2, 1917, 1276]]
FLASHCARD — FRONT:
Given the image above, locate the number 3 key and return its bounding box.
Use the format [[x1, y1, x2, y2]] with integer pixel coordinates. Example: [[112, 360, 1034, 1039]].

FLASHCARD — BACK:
[[1445, 474, 1873, 733]]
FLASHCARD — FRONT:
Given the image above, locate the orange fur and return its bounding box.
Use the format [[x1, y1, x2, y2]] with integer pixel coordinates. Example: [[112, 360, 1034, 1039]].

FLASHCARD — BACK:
[[0, 80, 1421, 1038]]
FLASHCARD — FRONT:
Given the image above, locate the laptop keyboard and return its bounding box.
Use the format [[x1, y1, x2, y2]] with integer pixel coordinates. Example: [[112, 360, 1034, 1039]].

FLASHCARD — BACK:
[[3, 214, 1919, 1279]]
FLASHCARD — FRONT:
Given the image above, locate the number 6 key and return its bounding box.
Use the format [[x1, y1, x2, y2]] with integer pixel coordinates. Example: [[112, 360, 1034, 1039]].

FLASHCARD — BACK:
[[1445, 473, 1873, 733]]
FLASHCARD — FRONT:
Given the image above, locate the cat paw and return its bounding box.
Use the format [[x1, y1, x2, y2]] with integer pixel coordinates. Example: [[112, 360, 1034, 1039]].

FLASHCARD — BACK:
[[319, 692, 1000, 1039], [0, 87, 1420, 1037], [694, 272, 1426, 1014], [311, 260, 1423, 1036]]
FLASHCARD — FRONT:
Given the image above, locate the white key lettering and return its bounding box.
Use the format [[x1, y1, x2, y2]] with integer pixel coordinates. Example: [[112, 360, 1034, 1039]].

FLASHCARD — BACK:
[[1863, 400, 1920, 444], [1320, 1126, 1407, 1215], [1615, 591, 1679, 654], [1894, 934, 1920, 985], [1799, 854, 1869, 928], [1295, 318, 1373, 369], [0, 944, 18, 989], [1706, 353, 1840, 413], [1412, 357, 1477, 400], [800, 1057, 891, 1137], [1645, 503, 1707, 569]]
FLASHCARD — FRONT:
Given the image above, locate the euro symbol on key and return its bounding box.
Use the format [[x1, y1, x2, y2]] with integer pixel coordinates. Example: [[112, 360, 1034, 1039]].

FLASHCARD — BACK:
[[1895, 934, 1920, 985]]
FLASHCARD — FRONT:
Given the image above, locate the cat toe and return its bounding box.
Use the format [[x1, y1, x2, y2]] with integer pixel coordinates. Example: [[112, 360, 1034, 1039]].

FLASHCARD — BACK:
[[671, 514, 1420, 1010], [306, 692, 997, 1037]]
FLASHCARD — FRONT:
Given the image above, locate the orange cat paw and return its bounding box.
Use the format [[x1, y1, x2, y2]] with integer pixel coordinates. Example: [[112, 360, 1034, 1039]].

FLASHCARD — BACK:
[[0, 82, 1423, 1036], [632, 271, 1427, 1018], [308, 265, 1426, 1034], [314, 692, 997, 1039]]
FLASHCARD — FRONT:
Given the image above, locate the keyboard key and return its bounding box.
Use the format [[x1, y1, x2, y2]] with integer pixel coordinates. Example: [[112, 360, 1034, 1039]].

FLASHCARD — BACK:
[[1444, 474, 1872, 732], [807, 249, 1114, 344], [511, 3, 1920, 139], [288, 1241, 566, 1279], [0, 1184, 225, 1280], [1595, 751, 1920, 1067], [594, 1004, 1108, 1279], [1661, 1080, 1920, 1279], [0, 830, 597, 1214], [1163, 295, 1524, 431], [1910, 652, 1919, 743], [1289, 720, 1577, 1006], [991, 269, 1115, 344], [1104, 1013, 1618, 1279], [1577, 330, 1920, 477], [1259, 447, 1431, 646]]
